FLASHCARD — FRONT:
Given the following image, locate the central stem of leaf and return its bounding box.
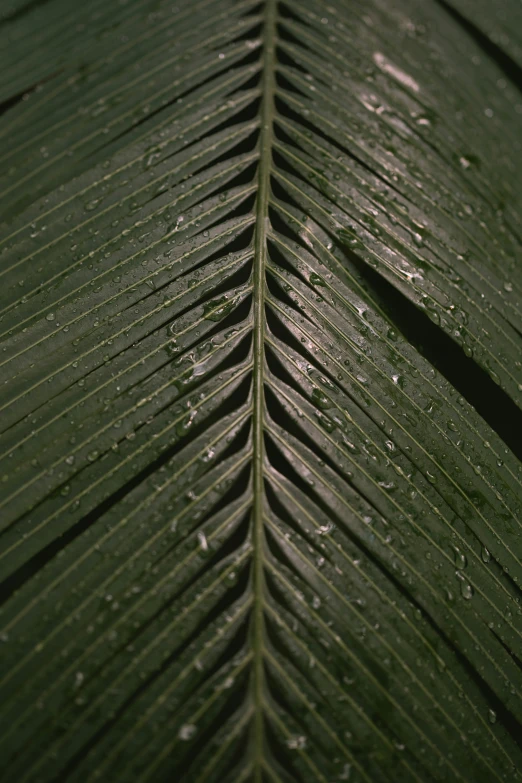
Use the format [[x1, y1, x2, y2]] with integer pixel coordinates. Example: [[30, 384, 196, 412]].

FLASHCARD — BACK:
[[251, 0, 276, 777]]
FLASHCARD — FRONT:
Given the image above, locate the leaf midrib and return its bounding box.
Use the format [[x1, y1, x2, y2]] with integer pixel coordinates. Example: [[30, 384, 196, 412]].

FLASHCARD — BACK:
[[251, 0, 276, 775]]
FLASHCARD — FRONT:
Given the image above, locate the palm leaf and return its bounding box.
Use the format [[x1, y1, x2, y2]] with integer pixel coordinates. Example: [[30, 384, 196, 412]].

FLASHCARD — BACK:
[[0, 0, 521, 781]]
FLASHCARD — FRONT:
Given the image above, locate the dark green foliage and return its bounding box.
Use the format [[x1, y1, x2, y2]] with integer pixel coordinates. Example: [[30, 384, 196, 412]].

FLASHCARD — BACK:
[[0, 1, 521, 781]]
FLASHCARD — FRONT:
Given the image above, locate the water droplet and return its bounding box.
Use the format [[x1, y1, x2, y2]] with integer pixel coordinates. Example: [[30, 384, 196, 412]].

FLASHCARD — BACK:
[[316, 522, 335, 536], [315, 411, 336, 432], [85, 197, 101, 212], [176, 409, 197, 436], [309, 272, 326, 287], [337, 227, 363, 251], [311, 387, 331, 410], [454, 548, 467, 569], [460, 581, 473, 600], [178, 724, 197, 741], [203, 295, 236, 322], [286, 735, 307, 750]]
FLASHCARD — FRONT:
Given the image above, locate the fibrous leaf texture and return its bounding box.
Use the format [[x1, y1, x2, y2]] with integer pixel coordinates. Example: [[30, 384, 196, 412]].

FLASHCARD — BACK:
[[0, 0, 521, 781]]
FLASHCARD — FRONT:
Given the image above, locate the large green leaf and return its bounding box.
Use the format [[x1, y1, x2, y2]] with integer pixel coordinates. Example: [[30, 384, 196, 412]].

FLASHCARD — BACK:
[[1, 0, 521, 781]]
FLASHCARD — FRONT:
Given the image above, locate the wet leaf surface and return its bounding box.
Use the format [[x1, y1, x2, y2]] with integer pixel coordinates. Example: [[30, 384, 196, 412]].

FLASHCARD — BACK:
[[0, 0, 521, 781]]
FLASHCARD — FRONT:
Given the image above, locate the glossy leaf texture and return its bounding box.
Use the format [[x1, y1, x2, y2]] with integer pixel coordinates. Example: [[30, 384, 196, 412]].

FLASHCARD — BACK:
[[0, 0, 521, 781]]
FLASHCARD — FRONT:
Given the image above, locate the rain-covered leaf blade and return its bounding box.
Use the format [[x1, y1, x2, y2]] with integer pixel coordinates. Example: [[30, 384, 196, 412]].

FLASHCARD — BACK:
[[0, 0, 521, 782]]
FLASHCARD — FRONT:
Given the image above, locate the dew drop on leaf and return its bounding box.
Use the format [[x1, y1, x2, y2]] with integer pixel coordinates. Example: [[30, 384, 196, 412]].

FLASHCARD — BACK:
[[460, 582, 473, 601], [286, 735, 307, 750], [178, 724, 197, 741], [311, 387, 331, 410]]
